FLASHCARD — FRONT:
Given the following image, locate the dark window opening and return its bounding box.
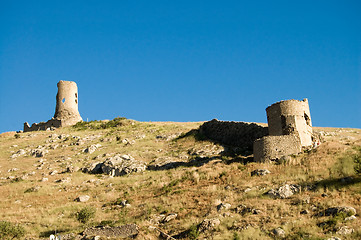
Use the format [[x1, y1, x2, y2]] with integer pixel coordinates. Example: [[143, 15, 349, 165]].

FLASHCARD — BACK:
[[304, 113, 311, 126], [75, 93, 77, 98], [75, 99, 78, 104]]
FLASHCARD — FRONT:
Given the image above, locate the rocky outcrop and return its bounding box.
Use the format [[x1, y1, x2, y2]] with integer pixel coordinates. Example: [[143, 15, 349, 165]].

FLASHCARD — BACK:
[[83, 154, 146, 177]]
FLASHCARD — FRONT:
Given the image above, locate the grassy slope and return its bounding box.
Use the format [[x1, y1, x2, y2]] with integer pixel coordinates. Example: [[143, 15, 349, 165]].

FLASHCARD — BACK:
[[0, 119, 360, 239]]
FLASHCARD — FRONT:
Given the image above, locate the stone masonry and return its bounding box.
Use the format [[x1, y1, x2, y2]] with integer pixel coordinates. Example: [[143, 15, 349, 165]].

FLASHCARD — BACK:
[[266, 98, 312, 147], [24, 80, 82, 132], [254, 99, 313, 162]]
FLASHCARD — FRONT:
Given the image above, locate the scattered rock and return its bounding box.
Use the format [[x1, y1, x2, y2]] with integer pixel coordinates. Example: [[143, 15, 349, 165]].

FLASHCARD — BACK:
[[267, 184, 301, 199], [300, 209, 309, 215], [162, 213, 178, 223], [31, 148, 48, 158], [25, 186, 41, 193], [217, 203, 231, 212], [11, 149, 26, 158], [251, 169, 270, 176], [55, 177, 71, 183], [75, 195, 90, 202], [234, 204, 261, 215], [41, 178, 48, 182], [83, 144, 101, 154], [327, 237, 341, 240], [49, 170, 58, 176], [101, 154, 147, 177], [336, 226, 354, 235], [344, 215, 356, 221], [198, 218, 220, 232], [272, 227, 285, 238]]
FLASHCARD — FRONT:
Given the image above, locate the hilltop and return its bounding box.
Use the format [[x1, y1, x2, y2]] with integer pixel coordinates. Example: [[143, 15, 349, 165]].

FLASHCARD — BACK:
[[0, 118, 360, 240]]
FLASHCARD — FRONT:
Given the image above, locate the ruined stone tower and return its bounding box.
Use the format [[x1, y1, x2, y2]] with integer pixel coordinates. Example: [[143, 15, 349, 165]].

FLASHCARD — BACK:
[[253, 98, 313, 162], [54, 80, 82, 126], [266, 99, 312, 147], [24, 80, 82, 132]]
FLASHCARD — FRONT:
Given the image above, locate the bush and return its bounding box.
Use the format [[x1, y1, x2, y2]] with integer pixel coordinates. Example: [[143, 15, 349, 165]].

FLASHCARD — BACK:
[[77, 206, 96, 224], [187, 224, 200, 240], [72, 117, 128, 130], [0, 221, 25, 239], [353, 147, 361, 175]]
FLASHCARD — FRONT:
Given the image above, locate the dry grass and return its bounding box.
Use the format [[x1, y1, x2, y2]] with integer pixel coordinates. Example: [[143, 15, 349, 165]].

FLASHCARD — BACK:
[[0, 121, 360, 239]]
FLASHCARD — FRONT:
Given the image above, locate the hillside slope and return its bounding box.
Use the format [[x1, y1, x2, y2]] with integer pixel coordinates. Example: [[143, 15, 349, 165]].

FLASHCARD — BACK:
[[0, 118, 360, 240]]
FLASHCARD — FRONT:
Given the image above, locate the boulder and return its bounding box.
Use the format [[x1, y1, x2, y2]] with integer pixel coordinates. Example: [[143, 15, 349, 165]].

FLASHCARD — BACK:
[[198, 218, 220, 232], [76, 195, 90, 202], [101, 154, 146, 177], [267, 184, 301, 199], [272, 227, 285, 238], [251, 169, 271, 176]]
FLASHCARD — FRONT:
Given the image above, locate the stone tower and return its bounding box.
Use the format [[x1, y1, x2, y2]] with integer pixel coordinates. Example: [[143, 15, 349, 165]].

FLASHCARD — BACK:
[[24, 80, 82, 132], [266, 98, 312, 147], [54, 80, 82, 126]]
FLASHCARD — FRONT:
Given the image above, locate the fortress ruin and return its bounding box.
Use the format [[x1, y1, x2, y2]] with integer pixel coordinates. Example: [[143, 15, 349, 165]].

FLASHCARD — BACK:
[[254, 98, 313, 162], [24, 80, 82, 132]]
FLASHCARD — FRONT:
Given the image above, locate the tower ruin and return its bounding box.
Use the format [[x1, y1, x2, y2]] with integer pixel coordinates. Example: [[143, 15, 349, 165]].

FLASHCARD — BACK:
[[266, 99, 312, 147], [253, 98, 313, 162], [24, 80, 82, 132], [54, 80, 82, 126]]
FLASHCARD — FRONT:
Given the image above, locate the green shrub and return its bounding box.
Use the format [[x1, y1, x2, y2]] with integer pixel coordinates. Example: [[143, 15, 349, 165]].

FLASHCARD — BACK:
[[0, 221, 25, 240], [187, 224, 200, 240], [14, 133, 20, 139], [353, 147, 361, 175], [76, 206, 96, 224]]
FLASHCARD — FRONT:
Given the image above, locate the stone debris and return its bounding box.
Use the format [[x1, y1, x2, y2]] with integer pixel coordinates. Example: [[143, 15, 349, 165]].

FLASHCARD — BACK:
[[83, 144, 101, 154], [251, 169, 271, 176], [162, 213, 178, 223], [10, 149, 26, 159], [31, 147, 48, 158], [217, 203, 231, 212], [82, 154, 146, 177], [101, 154, 147, 177], [336, 226, 354, 235], [327, 237, 341, 240], [82, 224, 139, 238], [55, 177, 71, 183], [49, 170, 58, 176], [267, 184, 301, 199], [75, 195, 90, 202], [8, 168, 19, 172], [272, 227, 286, 238], [234, 204, 262, 215], [198, 218, 221, 232]]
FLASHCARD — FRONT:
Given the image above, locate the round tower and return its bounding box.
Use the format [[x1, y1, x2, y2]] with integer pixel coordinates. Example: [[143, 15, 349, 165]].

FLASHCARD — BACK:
[[266, 99, 312, 146], [54, 80, 82, 126]]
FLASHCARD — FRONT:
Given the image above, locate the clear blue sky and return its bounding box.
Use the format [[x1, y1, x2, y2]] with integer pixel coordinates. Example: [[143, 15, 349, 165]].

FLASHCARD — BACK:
[[0, 0, 360, 133]]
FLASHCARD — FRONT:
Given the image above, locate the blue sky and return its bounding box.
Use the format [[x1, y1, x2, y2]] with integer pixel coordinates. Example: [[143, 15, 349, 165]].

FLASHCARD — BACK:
[[0, 0, 360, 133]]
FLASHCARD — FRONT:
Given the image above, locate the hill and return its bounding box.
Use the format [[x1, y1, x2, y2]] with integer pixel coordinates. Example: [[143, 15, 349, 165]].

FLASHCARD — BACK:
[[0, 118, 360, 239]]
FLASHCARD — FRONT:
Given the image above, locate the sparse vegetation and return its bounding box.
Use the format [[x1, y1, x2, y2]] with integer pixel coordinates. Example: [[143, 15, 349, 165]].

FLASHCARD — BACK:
[[0, 123, 360, 239], [76, 206, 96, 224], [0, 221, 25, 240]]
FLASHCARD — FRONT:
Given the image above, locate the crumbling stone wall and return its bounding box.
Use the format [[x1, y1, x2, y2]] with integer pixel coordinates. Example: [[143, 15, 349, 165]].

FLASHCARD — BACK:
[[199, 119, 268, 151], [266, 99, 312, 147], [253, 135, 301, 162], [24, 80, 82, 132]]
